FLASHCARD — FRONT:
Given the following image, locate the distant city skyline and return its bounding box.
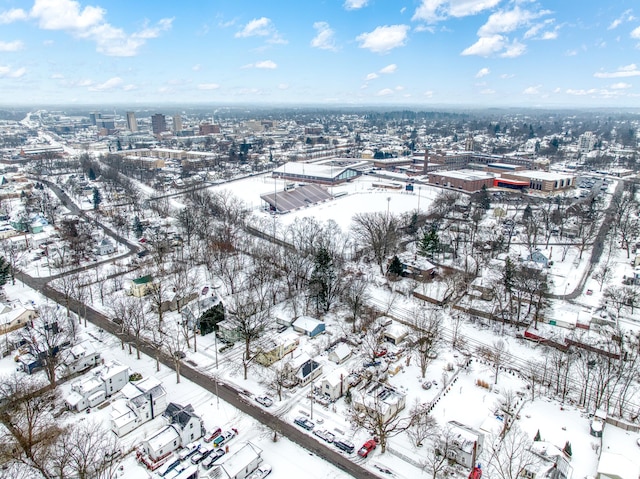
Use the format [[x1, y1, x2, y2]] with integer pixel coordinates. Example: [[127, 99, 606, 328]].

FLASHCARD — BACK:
[[1, 0, 639, 107]]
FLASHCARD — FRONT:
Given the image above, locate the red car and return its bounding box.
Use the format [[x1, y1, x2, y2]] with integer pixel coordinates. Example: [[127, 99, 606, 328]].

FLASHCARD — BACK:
[[204, 427, 222, 443], [374, 349, 387, 358], [357, 439, 377, 458]]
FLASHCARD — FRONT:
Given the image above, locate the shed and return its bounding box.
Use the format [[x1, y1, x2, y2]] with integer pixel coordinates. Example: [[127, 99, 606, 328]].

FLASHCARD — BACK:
[[328, 343, 352, 364], [292, 316, 325, 337], [210, 442, 263, 479], [382, 321, 408, 345], [597, 452, 640, 479]]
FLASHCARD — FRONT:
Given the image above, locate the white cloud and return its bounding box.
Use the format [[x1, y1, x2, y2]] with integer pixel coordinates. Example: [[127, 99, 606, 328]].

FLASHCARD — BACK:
[[376, 88, 394, 96], [608, 9, 635, 30], [475, 67, 490, 78], [25, 0, 173, 56], [501, 39, 526, 57], [122, 84, 136, 91], [0, 8, 28, 24], [395, 85, 404, 91], [0, 65, 26, 78], [344, 0, 369, 10], [255, 60, 277, 69], [500, 73, 515, 79], [198, 83, 220, 90], [278, 83, 289, 90], [412, 0, 501, 24], [51, 73, 64, 79], [480, 88, 495, 94], [192, 64, 201, 71], [235, 17, 272, 37], [594, 64, 640, 78], [478, 7, 544, 37], [565, 49, 577, 56], [424, 90, 434, 97], [632, 26, 640, 39], [523, 84, 541, 94], [311, 21, 337, 51], [88, 76, 123, 91], [379, 63, 397, 74], [0, 40, 24, 51], [365, 73, 379, 80], [540, 30, 557, 40], [357, 25, 409, 53], [610, 82, 632, 89], [461, 34, 505, 56]]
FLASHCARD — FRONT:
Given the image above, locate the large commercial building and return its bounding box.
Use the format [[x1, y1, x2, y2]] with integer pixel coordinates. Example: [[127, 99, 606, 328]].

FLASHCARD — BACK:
[[172, 114, 183, 133], [151, 114, 167, 135], [427, 169, 495, 192], [501, 170, 576, 193], [126, 112, 138, 132], [272, 161, 360, 185]]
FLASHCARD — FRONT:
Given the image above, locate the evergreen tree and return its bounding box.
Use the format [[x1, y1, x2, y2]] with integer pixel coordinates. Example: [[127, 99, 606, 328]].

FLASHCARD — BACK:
[[563, 441, 572, 457], [92, 187, 102, 210], [419, 228, 440, 259], [199, 302, 225, 336], [476, 185, 491, 210], [133, 216, 144, 238], [309, 247, 338, 313], [523, 204, 533, 222], [88, 167, 96, 181], [0, 256, 11, 287], [388, 255, 404, 277], [534, 429, 541, 442]]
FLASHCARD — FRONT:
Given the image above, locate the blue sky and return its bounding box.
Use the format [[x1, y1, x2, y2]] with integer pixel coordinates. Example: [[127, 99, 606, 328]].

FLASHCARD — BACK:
[[1, 0, 639, 107]]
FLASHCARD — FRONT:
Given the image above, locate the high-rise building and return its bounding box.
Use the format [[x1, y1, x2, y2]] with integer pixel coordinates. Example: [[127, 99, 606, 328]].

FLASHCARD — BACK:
[[151, 114, 167, 135], [172, 114, 183, 133], [126, 112, 138, 132], [89, 112, 98, 125]]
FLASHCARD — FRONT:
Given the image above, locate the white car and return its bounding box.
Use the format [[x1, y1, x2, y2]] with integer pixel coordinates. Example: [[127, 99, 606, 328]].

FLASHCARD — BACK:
[[255, 396, 273, 407], [248, 463, 272, 479]]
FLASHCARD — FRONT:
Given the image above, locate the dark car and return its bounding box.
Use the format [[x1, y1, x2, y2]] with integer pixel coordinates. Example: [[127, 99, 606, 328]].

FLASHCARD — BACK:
[[334, 439, 354, 454], [190, 447, 214, 465], [201, 449, 225, 469], [294, 417, 315, 431]]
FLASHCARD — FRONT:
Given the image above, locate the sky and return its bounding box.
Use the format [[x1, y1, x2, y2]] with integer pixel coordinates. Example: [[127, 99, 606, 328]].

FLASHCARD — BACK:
[[1, 0, 640, 108]]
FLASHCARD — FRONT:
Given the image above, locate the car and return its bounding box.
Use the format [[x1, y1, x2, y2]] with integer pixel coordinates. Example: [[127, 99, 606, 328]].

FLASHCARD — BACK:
[[202, 286, 209, 295], [374, 349, 387, 358], [177, 442, 200, 461], [363, 360, 381, 368], [294, 417, 315, 431], [201, 448, 225, 469], [190, 447, 214, 465], [255, 396, 273, 407], [313, 429, 335, 443], [357, 439, 378, 458], [212, 429, 237, 447], [204, 427, 222, 443], [334, 439, 355, 454], [586, 289, 593, 295], [422, 381, 432, 390], [247, 463, 272, 479]]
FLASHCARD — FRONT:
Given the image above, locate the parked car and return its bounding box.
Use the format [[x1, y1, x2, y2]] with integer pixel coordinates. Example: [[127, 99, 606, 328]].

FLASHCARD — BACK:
[[334, 439, 355, 454], [357, 439, 378, 458], [247, 463, 272, 479], [313, 429, 335, 443], [177, 442, 200, 461], [201, 449, 225, 469], [212, 429, 237, 447], [422, 381, 432, 390], [191, 447, 214, 465], [204, 427, 222, 443], [374, 349, 387, 358], [255, 396, 273, 407], [294, 417, 315, 431]]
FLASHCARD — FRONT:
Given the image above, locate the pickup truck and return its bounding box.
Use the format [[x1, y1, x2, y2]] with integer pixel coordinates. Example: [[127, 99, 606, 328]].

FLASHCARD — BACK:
[[293, 417, 315, 431], [357, 439, 377, 458]]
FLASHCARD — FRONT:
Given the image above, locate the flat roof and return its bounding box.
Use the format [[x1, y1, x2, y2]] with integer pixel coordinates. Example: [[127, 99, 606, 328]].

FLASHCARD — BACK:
[[508, 170, 575, 181], [261, 184, 333, 213], [430, 169, 495, 181], [273, 162, 353, 180]]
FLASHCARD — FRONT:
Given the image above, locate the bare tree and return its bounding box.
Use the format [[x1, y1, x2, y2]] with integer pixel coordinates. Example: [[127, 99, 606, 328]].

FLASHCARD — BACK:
[[406, 400, 437, 448], [351, 212, 400, 274], [18, 305, 72, 388], [162, 321, 187, 384], [484, 425, 542, 479], [421, 423, 458, 479], [111, 296, 147, 359], [409, 307, 443, 379], [341, 274, 370, 333], [478, 339, 508, 385], [226, 289, 271, 380]]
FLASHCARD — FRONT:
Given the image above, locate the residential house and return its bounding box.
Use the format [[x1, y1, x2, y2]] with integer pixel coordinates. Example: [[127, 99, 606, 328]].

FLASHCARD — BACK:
[[285, 352, 322, 387], [525, 250, 550, 268], [0, 304, 37, 335], [61, 341, 101, 377], [110, 376, 168, 437], [320, 366, 350, 401], [142, 403, 204, 462], [217, 318, 242, 344], [524, 441, 572, 479], [328, 342, 351, 364], [440, 421, 484, 469], [596, 452, 639, 479], [128, 275, 155, 297], [66, 360, 130, 412], [292, 316, 325, 337], [209, 442, 263, 479], [255, 333, 299, 366], [95, 237, 116, 256], [352, 382, 406, 423]]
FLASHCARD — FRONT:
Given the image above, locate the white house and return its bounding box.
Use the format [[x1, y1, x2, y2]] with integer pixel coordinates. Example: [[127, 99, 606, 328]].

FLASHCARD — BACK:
[[143, 425, 181, 462], [292, 316, 325, 337], [110, 376, 168, 437], [328, 343, 351, 364], [0, 304, 37, 335], [320, 367, 349, 401], [352, 382, 406, 423], [209, 442, 263, 479], [162, 402, 205, 446], [66, 360, 130, 412], [441, 421, 484, 469], [285, 352, 322, 387], [61, 341, 101, 377], [95, 237, 116, 256], [382, 321, 408, 345]]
